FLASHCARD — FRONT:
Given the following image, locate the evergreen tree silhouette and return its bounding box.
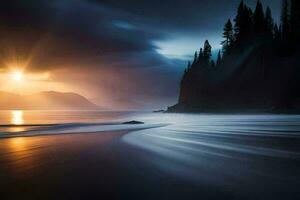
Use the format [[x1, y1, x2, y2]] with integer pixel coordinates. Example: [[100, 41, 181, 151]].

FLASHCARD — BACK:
[[234, 1, 253, 42], [203, 40, 212, 65], [291, 0, 300, 44], [192, 51, 198, 65], [254, 0, 265, 34], [264, 6, 274, 37], [198, 48, 204, 63], [221, 19, 234, 54], [234, 1, 245, 41], [281, 0, 290, 41], [246, 7, 254, 33], [172, 0, 300, 113], [234, 1, 244, 40]]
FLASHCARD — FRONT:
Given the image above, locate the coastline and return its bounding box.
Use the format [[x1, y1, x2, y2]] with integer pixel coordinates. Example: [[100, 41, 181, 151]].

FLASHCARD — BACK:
[[0, 123, 165, 139], [166, 103, 300, 114]]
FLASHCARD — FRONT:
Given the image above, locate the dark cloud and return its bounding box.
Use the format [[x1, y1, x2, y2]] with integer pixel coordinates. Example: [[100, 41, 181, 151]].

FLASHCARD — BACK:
[[0, 0, 160, 67], [91, 0, 281, 30]]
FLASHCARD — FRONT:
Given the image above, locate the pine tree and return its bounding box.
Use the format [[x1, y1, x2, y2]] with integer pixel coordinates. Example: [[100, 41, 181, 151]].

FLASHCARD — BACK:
[[246, 7, 254, 32], [234, 1, 253, 42], [198, 48, 204, 62], [234, 0, 245, 40], [216, 50, 222, 67], [221, 19, 234, 54], [203, 40, 212, 65], [264, 6, 274, 37], [192, 51, 198, 65], [290, 0, 300, 42], [281, 0, 290, 40], [254, 0, 265, 34]]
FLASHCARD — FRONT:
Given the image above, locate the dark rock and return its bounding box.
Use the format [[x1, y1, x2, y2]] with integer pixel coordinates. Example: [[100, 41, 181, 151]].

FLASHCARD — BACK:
[[122, 121, 144, 124], [153, 109, 165, 113]]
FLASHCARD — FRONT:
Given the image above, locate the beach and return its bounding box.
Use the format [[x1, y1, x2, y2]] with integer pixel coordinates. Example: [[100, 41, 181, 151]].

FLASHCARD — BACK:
[[0, 131, 129, 199], [0, 113, 300, 200], [0, 129, 211, 200]]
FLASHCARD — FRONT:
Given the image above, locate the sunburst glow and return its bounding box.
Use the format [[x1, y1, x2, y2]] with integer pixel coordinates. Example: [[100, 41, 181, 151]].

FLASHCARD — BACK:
[[11, 70, 24, 81]]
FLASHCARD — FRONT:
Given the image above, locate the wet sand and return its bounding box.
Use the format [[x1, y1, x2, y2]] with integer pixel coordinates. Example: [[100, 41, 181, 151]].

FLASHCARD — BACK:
[[0, 127, 300, 200], [0, 131, 132, 199]]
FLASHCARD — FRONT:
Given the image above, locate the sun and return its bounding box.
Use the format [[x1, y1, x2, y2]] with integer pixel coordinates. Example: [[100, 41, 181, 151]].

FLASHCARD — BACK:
[[11, 70, 24, 81]]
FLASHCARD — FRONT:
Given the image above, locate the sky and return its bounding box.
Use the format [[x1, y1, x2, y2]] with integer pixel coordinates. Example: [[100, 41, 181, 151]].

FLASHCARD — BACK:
[[0, 0, 281, 110]]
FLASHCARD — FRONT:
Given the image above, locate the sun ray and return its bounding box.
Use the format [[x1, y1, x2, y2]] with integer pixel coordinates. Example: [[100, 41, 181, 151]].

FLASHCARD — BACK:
[[11, 70, 23, 81]]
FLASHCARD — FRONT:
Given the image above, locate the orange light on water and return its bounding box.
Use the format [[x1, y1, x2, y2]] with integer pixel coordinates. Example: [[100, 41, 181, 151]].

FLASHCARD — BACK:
[[11, 110, 24, 125]]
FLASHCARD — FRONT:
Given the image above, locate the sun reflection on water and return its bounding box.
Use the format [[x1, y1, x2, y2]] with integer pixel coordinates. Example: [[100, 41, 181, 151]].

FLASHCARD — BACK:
[[7, 137, 36, 172], [10, 137, 26, 150], [11, 110, 24, 125]]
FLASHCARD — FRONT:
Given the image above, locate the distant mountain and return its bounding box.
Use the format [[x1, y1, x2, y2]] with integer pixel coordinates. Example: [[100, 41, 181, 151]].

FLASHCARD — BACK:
[[0, 91, 100, 110]]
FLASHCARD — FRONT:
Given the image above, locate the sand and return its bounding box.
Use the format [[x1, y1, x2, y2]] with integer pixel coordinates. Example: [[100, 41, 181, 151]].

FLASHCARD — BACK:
[[0, 127, 299, 200]]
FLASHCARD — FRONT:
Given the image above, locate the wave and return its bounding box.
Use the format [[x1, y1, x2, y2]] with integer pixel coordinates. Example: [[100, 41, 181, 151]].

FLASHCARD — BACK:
[[0, 122, 166, 139], [122, 114, 300, 182]]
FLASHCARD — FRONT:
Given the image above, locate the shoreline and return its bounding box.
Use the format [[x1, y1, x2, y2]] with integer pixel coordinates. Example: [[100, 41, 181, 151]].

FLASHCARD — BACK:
[[0, 123, 166, 139]]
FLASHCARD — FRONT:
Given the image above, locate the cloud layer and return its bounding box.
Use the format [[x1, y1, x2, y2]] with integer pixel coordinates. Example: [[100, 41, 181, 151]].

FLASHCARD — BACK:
[[0, 0, 280, 109]]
